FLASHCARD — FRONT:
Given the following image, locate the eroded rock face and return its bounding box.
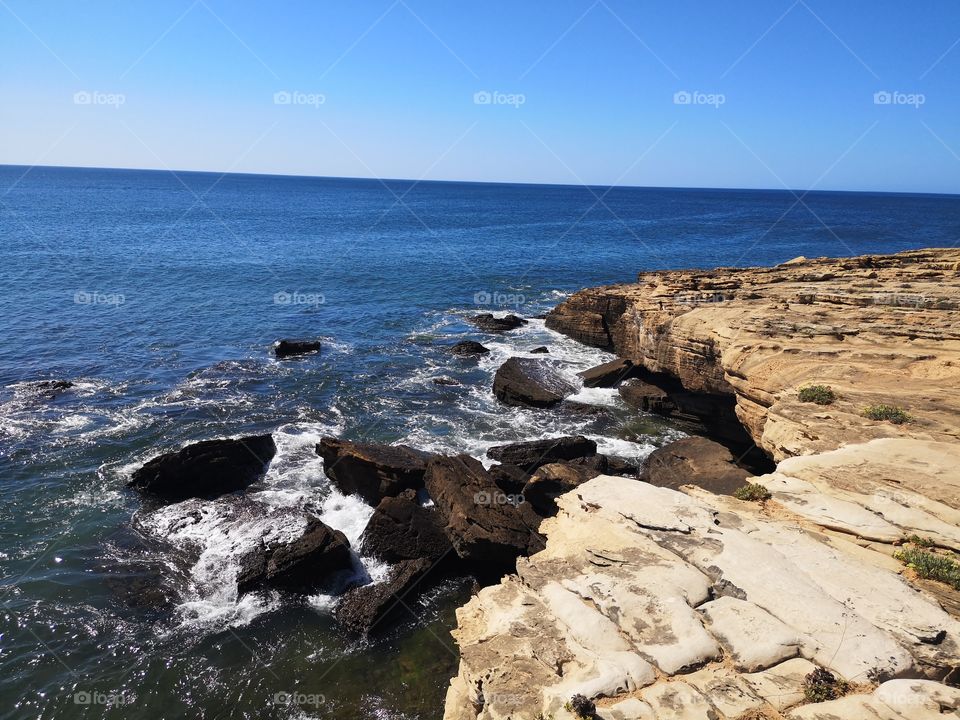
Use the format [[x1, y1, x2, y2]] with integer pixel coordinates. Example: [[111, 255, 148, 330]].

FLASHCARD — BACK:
[[642, 436, 750, 496], [423, 454, 536, 576], [547, 249, 960, 460], [316, 438, 432, 506], [128, 435, 277, 502], [444, 440, 960, 720], [578, 358, 635, 388], [360, 490, 453, 564], [492, 358, 577, 408], [486, 435, 597, 472]]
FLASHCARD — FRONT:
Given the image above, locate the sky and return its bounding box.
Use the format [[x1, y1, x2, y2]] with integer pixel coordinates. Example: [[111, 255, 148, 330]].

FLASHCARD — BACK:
[[1, 0, 959, 193]]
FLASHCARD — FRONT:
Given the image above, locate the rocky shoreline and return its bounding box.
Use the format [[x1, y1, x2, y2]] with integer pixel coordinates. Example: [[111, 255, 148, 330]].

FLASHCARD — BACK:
[[443, 248, 960, 719]]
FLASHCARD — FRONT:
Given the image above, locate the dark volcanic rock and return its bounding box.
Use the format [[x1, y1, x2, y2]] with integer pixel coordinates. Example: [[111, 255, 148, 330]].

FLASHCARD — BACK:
[[530, 346, 549, 354], [423, 455, 535, 576], [29, 379, 74, 397], [274, 339, 321, 358], [522, 463, 599, 518], [360, 491, 453, 564], [316, 438, 432, 506], [135, 496, 352, 596], [486, 435, 597, 473], [488, 463, 530, 495], [492, 357, 576, 408], [469, 313, 527, 333], [642, 436, 751, 495], [619, 377, 675, 414], [432, 377, 460, 386], [336, 557, 433, 634], [578, 358, 635, 388], [450, 340, 490, 356], [128, 435, 277, 502]]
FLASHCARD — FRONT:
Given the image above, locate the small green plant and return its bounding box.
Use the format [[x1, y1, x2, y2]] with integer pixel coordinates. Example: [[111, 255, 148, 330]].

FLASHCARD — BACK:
[[862, 404, 911, 424], [798, 385, 836, 405], [803, 668, 849, 703], [733, 482, 772, 502], [895, 547, 960, 590], [906, 534, 935, 549]]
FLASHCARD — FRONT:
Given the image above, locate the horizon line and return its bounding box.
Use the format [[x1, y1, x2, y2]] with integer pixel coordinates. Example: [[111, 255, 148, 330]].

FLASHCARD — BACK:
[[2, 162, 959, 199]]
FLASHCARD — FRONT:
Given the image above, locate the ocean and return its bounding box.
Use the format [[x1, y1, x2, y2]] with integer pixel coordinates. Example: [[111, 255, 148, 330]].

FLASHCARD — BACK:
[[1, 165, 957, 719]]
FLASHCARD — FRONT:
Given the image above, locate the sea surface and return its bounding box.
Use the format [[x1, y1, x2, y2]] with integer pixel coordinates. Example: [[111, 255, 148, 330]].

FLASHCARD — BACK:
[[0, 165, 957, 719]]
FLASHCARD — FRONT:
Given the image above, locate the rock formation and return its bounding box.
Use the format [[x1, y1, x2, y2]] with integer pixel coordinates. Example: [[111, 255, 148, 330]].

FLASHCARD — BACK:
[[316, 438, 432, 506], [493, 357, 577, 408], [546, 249, 960, 460], [273, 339, 321, 358]]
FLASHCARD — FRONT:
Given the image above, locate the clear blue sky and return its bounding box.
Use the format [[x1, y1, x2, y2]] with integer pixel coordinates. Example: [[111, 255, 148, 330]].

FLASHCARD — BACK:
[[2, 0, 958, 193]]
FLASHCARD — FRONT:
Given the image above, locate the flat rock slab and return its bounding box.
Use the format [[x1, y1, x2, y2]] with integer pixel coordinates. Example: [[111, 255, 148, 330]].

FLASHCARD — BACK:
[[698, 596, 800, 671]]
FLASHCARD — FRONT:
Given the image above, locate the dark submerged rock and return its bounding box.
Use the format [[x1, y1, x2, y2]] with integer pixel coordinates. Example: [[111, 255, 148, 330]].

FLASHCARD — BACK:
[[432, 377, 460, 386], [530, 346, 549, 354], [335, 557, 434, 634], [450, 340, 490, 356], [492, 357, 576, 408], [274, 339, 321, 358], [469, 313, 527, 333], [486, 435, 597, 473], [128, 434, 277, 502], [316, 438, 432, 506]]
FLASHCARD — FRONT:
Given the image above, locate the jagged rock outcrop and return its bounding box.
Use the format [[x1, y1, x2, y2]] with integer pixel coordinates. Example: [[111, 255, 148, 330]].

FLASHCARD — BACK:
[[128, 435, 277, 502], [316, 438, 433, 506], [547, 249, 960, 460], [443, 439, 960, 720]]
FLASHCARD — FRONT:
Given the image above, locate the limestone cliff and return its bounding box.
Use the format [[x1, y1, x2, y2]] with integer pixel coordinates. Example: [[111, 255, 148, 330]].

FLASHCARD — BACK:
[[545, 248, 960, 461]]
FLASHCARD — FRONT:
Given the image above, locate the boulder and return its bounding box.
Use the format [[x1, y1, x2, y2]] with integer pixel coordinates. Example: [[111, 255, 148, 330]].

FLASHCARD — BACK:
[[29, 379, 74, 398], [128, 435, 277, 502], [335, 557, 434, 634], [134, 496, 352, 596], [492, 358, 577, 408], [432, 377, 459, 386], [619, 377, 675, 414], [316, 438, 432, 506], [522, 463, 599, 517], [450, 340, 490, 356], [488, 463, 530, 495], [469, 313, 527, 333], [360, 491, 453, 564], [578, 358, 635, 388], [486, 435, 597, 473], [423, 454, 535, 576], [274, 339, 321, 358], [642, 436, 750, 495], [530, 346, 549, 354], [567, 453, 639, 477]]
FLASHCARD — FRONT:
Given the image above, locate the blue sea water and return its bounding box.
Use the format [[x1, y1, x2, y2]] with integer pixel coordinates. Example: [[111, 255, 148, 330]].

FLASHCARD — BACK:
[[0, 165, 957, 719]]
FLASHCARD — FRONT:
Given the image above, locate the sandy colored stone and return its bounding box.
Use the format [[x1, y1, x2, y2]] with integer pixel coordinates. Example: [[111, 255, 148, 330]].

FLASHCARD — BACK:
[[684, 666, 765, 717], [698, 596, 801, 671], [546, 249, 960, 460], [743, 658, 819, 711], [637, 681, 715, 719]]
